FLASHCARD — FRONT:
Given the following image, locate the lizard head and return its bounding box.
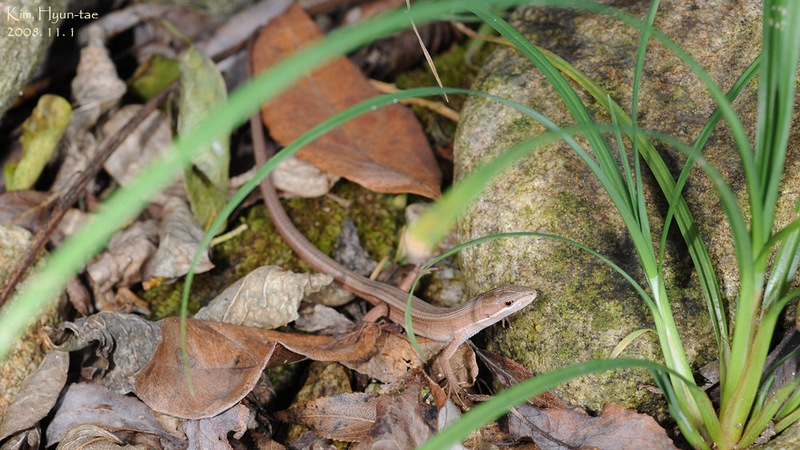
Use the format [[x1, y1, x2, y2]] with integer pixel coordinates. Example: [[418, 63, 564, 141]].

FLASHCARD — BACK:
[[472, 285, 537, 329]]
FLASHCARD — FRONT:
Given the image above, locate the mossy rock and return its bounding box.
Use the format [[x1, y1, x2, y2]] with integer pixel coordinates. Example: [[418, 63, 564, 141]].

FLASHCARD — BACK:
[[453, 0, 796, 420], [0, 225, 67, 422]]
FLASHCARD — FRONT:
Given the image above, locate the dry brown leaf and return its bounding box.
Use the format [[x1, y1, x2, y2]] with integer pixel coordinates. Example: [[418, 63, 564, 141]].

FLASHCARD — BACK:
[[475, 347, 566, 409], [0, 190, 54, 232], [70, 24, 126, 130], [135, 318, 279, 420], [354, 374, 436, 449], [65, 277, 92, 316], [509, 403, 678, 450], [107, 287, 151, 315], [341, 325, 477, 386], [55, 424, 128, 450], [0, 428, 40, 449], [252, 3, 441, 199], [135, 318, 380, 419], [277, 393, 380, 442], [0, 351, 68, 442], [45, 312, 162, 394], [184, 404, 249, 450], [101, 106, 172, 187], [46, 383, 173, 447], [147, 196, 214, 280], [86, 220, 158, 311], [272, 155, 339, 198], [252, 431, 289, 450], [348, 22, 460, 81], [288, 431, 335, 449], [294, 303, 354, 335], [51, 127, 99, 194], [194, 265, 334, 328]]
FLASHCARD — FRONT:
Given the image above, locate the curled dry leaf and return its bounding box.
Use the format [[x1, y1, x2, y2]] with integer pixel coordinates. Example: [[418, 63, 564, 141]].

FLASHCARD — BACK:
[[44, 312, 162, 394], [46, 383, 174, 447], [272, 155, 339, 198], [293, 303, 354, 335], [184, 404, 249, 450], [55, 424, 126, 450], [277, 393, 379, 442], [101, 105, 172, 187], [354, 375, 436, 449], [147, 196, 214, 280], [86, 220, 158, 311], [0, 351, 68, 442], [70, 24, 126, 129], [509, 403, 678, 450], [252, 3, 441, 198], [341, 325, 477, 386], [135, 318, 380, 419], [194, 265, 334, 329], [65, 277, 92, 316], [51, 127, 98, 194]]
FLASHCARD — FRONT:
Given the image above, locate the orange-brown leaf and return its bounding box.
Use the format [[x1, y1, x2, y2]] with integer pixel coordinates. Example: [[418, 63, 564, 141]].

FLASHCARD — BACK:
[[134, 318, 278, 420], [277, 393, 380, 442], [251, 4, 441, 198], [509, 403, 678, 449], [134, 318, 380, 419]]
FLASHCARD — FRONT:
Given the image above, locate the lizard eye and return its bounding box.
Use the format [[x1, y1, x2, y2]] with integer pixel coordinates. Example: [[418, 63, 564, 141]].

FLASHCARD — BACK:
[[505, 300, 514, 307]]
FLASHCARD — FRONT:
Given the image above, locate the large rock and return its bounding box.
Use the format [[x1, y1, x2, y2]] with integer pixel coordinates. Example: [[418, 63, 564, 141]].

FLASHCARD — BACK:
[[0, 0, 69, 120], [0, 225, 67, 421], [455, 0, 797, 417]]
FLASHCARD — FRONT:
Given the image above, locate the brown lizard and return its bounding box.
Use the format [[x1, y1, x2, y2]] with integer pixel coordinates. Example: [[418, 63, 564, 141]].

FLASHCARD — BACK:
[[251, 117, 537, 393]]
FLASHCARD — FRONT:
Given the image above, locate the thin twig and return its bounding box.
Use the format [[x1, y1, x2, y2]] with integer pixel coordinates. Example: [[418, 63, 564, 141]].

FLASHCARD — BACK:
[[369, 79, 459, 122], [450, 20, 514, 47]]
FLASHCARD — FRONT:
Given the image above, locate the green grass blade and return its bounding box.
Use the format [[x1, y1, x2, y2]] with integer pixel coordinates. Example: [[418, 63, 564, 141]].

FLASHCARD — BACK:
[[754, 0, 800, 248], [630, 0, 659, 242], [610, 329, 656, 359], [721, 1, 800, 439], [739, 378, 800, 448], [776, 407, 800, 433]]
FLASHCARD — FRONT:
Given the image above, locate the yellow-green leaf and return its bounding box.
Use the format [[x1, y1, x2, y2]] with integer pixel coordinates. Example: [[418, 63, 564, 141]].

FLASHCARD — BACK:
[[178, 45, 229, 229], [6, 95, 71, 191], [128, 55, 180, 101]]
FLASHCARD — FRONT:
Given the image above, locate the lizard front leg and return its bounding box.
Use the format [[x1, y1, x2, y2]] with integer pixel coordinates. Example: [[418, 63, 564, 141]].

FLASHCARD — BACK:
[[436, 338, 466, 402]]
